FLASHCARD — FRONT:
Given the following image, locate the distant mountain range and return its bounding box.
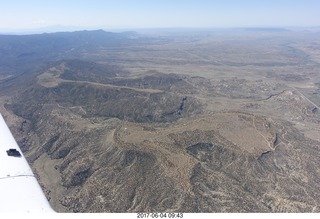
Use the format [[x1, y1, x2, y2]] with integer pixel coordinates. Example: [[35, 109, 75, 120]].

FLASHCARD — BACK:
[[0, 30, 139, 80], [1, 28, 320, 213]]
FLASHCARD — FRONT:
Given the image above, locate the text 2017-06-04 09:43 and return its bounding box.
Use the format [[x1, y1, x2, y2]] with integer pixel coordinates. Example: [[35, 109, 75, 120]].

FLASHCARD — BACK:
[[137, 213, 183, 218]]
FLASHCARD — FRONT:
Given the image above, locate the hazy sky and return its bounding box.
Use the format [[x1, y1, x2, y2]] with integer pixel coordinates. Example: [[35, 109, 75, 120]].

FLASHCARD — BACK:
[[1, 0, 319, 31]]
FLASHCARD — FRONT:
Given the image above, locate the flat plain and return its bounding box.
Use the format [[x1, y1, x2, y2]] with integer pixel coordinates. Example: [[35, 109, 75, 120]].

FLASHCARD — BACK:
[[0, 29, 320, 212]]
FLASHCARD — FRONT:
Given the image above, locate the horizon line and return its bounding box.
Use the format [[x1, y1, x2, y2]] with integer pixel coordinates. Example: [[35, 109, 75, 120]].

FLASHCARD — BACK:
[[1, 25, 320, 35]]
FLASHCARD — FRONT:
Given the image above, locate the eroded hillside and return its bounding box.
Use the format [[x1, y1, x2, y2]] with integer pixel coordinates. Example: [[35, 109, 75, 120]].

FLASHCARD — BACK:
[[1, 30, 320, 213]]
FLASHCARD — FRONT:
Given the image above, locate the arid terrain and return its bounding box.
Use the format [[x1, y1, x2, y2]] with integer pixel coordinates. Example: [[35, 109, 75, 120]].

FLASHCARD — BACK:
[[0, 29, 320, 212]]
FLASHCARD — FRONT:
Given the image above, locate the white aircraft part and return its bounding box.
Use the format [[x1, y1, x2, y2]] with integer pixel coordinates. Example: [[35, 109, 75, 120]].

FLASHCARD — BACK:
[[0, 114, 55, 212]]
